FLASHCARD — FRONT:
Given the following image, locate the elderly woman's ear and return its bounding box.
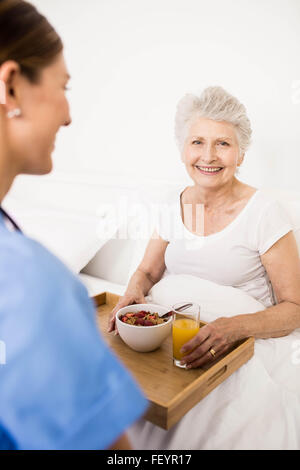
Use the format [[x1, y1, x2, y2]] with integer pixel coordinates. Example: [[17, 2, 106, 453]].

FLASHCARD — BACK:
[[237, 154, 245, 166]]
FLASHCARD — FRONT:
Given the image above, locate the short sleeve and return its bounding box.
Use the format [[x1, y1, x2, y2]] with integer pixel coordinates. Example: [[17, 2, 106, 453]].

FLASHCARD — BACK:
[[0, 235, 148, 450], [255, 200, 293, 255]]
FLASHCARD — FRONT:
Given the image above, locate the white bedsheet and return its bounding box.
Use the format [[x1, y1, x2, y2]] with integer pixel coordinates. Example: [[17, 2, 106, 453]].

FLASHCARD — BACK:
[[127, 312, 300, 450], [78, 273, 126, 298]]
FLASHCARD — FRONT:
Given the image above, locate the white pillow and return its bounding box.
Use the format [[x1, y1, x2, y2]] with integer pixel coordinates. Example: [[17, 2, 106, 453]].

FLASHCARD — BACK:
[[7, 207, 118, 274], [82, 228, 137, 285], [146, 274, 265, 323]]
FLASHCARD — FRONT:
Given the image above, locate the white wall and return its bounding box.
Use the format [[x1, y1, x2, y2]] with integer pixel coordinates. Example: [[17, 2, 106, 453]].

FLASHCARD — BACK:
[[27, 0, 300, 190]]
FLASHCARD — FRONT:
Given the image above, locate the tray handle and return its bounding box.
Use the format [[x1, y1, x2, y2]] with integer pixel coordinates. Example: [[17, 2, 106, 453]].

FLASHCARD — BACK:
[[207, 365, 228, 386]]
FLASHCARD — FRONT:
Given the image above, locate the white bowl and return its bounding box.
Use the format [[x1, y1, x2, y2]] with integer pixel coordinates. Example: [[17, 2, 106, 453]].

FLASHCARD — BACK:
[[116, 303, 173, 352]]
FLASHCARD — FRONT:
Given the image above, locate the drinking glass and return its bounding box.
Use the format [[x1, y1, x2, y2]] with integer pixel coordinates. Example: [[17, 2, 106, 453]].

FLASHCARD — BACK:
[[172, 302, 200, 368]]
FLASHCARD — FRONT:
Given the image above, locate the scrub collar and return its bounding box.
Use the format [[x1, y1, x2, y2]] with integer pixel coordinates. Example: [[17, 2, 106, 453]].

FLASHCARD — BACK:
[[0, 207, 22, 232]]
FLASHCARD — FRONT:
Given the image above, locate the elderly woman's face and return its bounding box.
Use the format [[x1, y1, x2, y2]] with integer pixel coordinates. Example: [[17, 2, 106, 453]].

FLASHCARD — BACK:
[[182, 117, 243, 187]]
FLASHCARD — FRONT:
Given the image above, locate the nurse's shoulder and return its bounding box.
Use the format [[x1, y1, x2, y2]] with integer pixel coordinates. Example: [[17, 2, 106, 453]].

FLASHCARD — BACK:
[[0, 228, 89, 306], [0, 229, 95, 345]]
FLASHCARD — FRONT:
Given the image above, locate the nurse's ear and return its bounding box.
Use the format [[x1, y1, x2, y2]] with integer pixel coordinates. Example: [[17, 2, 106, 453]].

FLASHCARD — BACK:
[[0, 61, 23, 118]]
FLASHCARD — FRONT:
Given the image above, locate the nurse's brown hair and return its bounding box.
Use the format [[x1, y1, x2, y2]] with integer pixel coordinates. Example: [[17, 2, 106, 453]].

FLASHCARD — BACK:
[[0, 0, 63, 83]]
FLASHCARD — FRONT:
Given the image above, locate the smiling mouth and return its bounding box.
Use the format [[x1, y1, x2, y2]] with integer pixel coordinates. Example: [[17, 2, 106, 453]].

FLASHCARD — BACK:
[[195, 166, 224, 175]]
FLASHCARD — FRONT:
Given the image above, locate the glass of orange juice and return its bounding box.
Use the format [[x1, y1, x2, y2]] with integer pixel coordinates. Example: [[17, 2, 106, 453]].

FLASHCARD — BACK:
[[172, 302, 200, 368]]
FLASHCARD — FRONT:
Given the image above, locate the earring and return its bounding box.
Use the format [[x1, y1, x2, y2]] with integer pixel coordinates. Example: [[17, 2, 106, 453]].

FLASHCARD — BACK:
[[7, 108, 21, 119]]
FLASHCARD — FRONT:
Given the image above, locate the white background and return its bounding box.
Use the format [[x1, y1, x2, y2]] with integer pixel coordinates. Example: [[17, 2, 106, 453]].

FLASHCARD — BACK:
[[24, 0, 300, 189]]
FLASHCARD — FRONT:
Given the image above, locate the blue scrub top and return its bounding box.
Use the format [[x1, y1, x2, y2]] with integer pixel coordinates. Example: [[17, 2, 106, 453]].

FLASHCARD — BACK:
[[0, 211, 148, 450]]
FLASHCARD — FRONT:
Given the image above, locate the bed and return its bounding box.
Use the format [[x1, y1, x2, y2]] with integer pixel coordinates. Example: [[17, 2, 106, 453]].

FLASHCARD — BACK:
[[3, 175, 300, 449]]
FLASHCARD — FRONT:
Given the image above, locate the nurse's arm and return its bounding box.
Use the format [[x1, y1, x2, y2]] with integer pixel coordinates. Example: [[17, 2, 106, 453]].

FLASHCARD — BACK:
[[233, 231, 300, 339]]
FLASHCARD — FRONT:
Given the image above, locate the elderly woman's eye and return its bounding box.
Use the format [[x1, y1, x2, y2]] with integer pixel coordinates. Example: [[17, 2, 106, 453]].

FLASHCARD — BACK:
[[192, 140, 202, 145], [219, 141, 229, 146]]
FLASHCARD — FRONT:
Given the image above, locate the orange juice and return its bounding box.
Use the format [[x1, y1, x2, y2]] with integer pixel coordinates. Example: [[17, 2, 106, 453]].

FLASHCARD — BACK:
[[172, 318, 200, 360]]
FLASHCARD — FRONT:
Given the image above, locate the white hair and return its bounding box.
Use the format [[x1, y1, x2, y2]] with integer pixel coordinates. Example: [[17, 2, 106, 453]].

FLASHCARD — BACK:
[[175, 86, 252, 155]]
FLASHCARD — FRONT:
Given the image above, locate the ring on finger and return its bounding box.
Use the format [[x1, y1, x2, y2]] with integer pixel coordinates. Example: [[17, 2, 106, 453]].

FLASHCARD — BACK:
[[209, 347, 216, 358]]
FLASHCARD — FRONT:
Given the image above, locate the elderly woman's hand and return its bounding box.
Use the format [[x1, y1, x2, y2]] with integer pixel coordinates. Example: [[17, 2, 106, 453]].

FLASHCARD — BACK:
[[179, 317, 239, 368], [107, 291, 146, 333]]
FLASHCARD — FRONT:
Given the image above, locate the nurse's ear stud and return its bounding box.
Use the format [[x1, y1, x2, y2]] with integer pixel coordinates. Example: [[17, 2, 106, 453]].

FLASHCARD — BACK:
[[7, 108, 21, 119]]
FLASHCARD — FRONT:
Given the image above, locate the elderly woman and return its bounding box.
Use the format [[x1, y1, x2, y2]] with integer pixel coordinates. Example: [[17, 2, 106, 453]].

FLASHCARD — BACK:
[[109, 86, 300, 370]]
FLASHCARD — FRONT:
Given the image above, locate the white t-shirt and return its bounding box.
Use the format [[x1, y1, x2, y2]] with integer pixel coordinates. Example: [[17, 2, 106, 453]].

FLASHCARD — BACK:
[[156, 187, 293, 308]]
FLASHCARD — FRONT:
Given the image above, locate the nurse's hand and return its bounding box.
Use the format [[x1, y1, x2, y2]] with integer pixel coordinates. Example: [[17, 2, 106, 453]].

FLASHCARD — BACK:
[[107, 291, 146, 333], [179, 317, 239, 369]]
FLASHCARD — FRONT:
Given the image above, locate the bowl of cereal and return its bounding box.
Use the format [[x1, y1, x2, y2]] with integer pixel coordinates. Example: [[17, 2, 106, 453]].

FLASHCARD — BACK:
[[115, 304, 173, 352]]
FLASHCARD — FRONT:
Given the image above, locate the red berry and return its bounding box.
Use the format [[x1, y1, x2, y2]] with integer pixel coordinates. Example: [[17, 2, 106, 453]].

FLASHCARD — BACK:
[[136, 312, 146, 318]]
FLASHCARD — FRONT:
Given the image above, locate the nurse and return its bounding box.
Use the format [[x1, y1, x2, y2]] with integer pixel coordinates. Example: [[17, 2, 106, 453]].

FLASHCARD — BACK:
[[0, 0, 147, 450]]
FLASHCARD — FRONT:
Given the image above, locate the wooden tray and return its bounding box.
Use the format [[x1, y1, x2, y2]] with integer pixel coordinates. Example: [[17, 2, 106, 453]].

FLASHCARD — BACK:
[[94, 291, 254, 430]]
